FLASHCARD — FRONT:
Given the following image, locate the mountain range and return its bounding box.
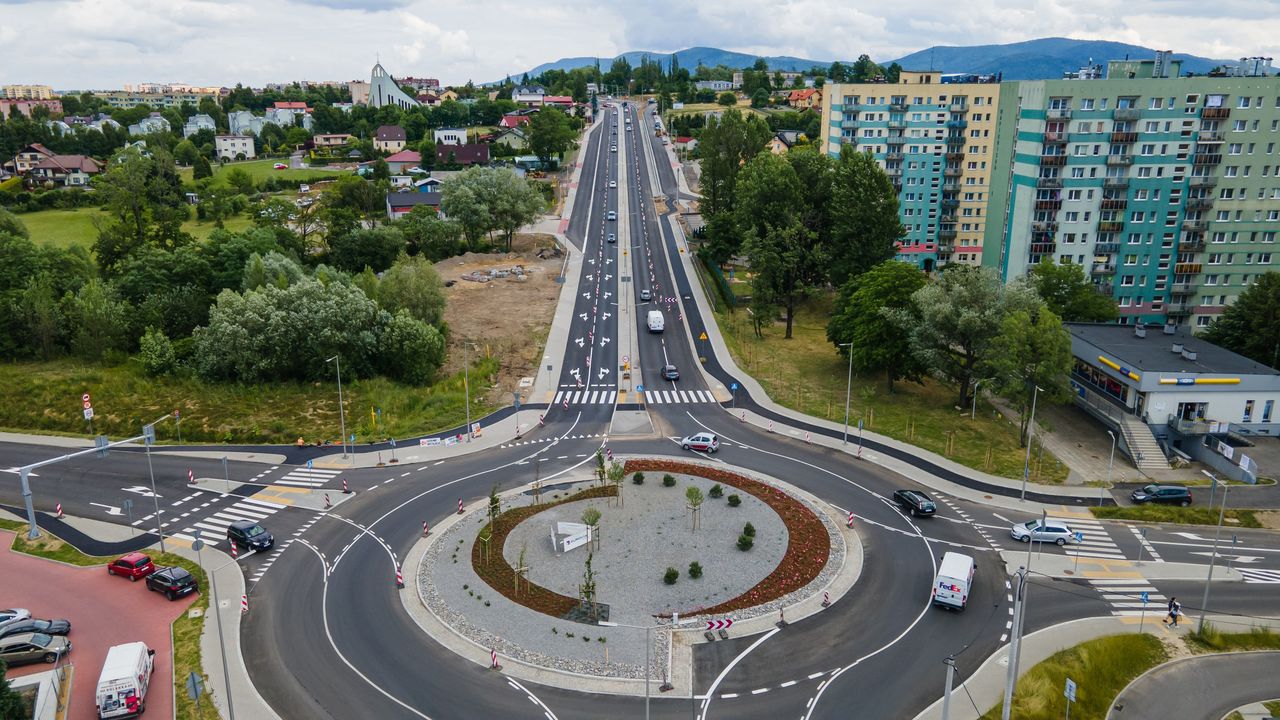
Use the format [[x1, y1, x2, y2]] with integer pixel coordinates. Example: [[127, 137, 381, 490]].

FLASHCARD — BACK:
[[510, 38, 1240, 82]]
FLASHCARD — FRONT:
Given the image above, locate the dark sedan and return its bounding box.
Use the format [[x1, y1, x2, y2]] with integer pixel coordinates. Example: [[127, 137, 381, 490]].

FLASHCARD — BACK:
[[1130, 484, 1192, 506], [893, 489, 937, 517], [661, 364, 680, 380], [0, 618, 71, 639], [146, 567, 199, 600]]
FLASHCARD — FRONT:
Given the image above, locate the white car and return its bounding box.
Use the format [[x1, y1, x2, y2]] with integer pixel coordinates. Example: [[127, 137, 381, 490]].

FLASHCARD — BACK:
[[609, 180, 616, 188], [611, 145, 618, 152], [679, 433, 719, 453], [1010, 519, 1076, 546], [0, 609, 32, 633], [606, 211, 617, 221]]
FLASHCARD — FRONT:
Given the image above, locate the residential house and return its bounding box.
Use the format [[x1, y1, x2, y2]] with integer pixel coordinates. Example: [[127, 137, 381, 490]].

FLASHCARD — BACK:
[[127, 113, 170, 136], [694, 80, 734, 92], [313, 133, 355, 147], [437, 89, 459, 102], [11, 144, 55, 174], [543, 95, 574, 110], [498, 113, 532, 129], [89, 115, 121, 132], [215, 134, 256, 162], [435, 143, 489, 167], [0, 99, 63, 119], [416, 93, 442, 107], [45, 120, 73, 135], [28, 154, 103, 186], [434, 128, 467, 146], [228, 110, 265, 136], [332, 102, 354, 113], [183, 113, 217, 137], [384, 149, 422, 174], [401, 77, 440, 92], [386, 191, 442, 220], [273, 101, 311, 115], [512, 85, 546, 106], [374, 125, 407, 153], [787, 88, 822, 109], [492, 127, 528, 151], [766, 130, 804, 154], [674, 137, 698, 152]]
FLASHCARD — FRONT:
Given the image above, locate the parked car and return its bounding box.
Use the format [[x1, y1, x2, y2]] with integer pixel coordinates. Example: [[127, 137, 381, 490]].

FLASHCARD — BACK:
[[1130, 484, 1192, 506], [227, 519, 274, 552], [0, 609, 31, 632], [1010, 518, 1076, 546], [0, 632, 71, 666], [607, 211, 617, 221], [661, 364, 680, 380], [145, 567, 199, 600], [0, 618, 71, 639], [107, 552, 156, 582], [680, 432, 719, 453], [640, 289, 651, 301], [273, 163, 288, 170], [893, 489, 936, 517]]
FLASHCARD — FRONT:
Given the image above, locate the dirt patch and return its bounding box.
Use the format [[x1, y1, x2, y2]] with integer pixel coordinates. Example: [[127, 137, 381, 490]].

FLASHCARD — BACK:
[[1255, 511, 1280, 530], [435, 232, 564, 404]]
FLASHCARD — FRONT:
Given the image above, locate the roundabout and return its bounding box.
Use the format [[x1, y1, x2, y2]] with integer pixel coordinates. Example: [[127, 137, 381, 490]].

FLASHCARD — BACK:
[[406, 457, 861, 695]]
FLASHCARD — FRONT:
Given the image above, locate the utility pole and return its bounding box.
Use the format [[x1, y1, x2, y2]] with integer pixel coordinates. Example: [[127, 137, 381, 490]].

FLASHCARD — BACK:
[[941, 655, 957, 720], [1197, 475, 1229, 634], [840, 341, 853, 444], [1001, 567, 1029, 720], [326, 355, 348, 460], [1020, 384, 1042, 501]]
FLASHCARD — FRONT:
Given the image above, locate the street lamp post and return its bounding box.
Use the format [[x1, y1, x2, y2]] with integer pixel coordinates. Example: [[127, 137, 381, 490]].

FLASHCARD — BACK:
[[1020, 384, 1043, 502], [839, 341, 853, 444], [194, 533, 237, 720], [1104, 430, 1117, 506], [463, 343, 472, 442], [326, 356, 349, 460], [971, 380, 983, 420], [598, 621, 655, 720], [142, 413, 175, 554], [1001, 566, 1030, 720], [1197, 470, 1229, 634]]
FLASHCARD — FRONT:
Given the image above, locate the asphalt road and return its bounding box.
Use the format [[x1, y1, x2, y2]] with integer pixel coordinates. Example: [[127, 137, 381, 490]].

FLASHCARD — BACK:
[[1107, 651, 1280, 720]]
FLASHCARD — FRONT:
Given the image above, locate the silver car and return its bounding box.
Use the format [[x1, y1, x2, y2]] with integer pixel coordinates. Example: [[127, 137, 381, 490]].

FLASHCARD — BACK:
[[0, 632, 71, 666], [1010, 519, 1076, 546], [0, 608, 31, 632]]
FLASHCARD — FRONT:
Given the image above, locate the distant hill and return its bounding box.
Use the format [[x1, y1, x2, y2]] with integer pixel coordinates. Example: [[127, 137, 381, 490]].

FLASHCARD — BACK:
[[506, 38, 1239, 84]]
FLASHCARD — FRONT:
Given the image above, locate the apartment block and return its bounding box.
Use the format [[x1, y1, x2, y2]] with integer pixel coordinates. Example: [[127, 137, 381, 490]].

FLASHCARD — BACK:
[[985, 56, 1280, 329], [2, 84, 54, 100], [821, 71, 1002, 270]]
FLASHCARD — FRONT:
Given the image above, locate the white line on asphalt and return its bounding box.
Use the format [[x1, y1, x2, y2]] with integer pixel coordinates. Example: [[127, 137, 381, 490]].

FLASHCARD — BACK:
[[698, 628, 781, 719], [780, 680, 796, 688]]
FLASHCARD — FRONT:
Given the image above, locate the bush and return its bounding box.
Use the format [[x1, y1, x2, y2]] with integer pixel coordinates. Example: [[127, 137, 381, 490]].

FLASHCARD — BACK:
[[662, 474, 676, 487], [139, 327, 176, 377], [632, 472, 645, 485], [688, 561, 703, 579], [737, 534, 754, 551], [743, 522, 755, 537], [727, 494, 742, 507], [663, 567, 679, 584], [709, 483, 724, 498]]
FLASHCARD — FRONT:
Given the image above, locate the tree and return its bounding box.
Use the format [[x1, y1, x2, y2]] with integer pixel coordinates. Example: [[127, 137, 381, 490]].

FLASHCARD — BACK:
[[828, 146, 903, 287], [750, 89, 769, 108], [606, 460, 625, 507], [0, 208, 29, 239], [192, 154, 213, 180], [984, 306, 1073, 447], [328, 226, 405, 274], [1201, 272, 1280, 368], [371, 158, 391, 182], [0, 659, 28, 719], [698, 109, 772, 261], [1026, 259, 1118, 322], [65, 279, 131, 360], [850, 54, 883, 82], [378, 310, 445, 384], [18, 274, 64, 360], [396, 205, 463, 260], [139, 326, 177, 376], [527, 108, 576, 167], [685, 485, 704, 530], [903, 266, 1040, 408], [440, 167, 543, 251], [173, 139, 199, 166], [717, 91, 738, 107], [377, 254, 446, 326], [827, 260, 929, 392], [91, 146, 192, 272]]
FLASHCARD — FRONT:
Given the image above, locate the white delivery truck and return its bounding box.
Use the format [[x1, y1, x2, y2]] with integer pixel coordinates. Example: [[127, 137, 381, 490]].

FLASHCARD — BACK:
[[647, 310, 665, 333], [932, 552, 975, 610], [96, 642, 155, 718]]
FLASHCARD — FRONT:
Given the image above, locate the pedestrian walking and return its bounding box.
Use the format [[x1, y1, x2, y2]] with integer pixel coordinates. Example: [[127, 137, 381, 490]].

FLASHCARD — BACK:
[[1165, 597, 1181, 626]]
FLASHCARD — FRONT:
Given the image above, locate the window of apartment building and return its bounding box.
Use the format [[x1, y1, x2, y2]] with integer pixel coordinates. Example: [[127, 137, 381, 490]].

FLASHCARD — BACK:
[[1205, 274, 1219, 285], [1234, 119, 1248, 131], [1130, 211, 1146, 222], [1070, 167, 1086, 178], [1065, 211, 1080, 222], [1207, 94, 1226, 108], [1067, 189, 1083, 200], [1270, 210, 1280, 221], [1208, 253, 1222, 264], [1073, 145, 1088, 156], [1229, 143, 1243, 155], [1121, 275, 1135, 286], [1265, 232, 1277, 243], [1081, 99, 1095, 110], [1117, 96, 1138, 109], [1119, 296, 1132, 307], [1124, 254, 1139, 265], [1261, 253, 1273, 263], [1049, 97, 1071, 109], [1149, 97, 1163, 109], [1137, 166, 1153, 177], [1237, 96, 1251, 108], [1144, 120, 1160, 133], [1225, 166, 1239, 177], [1186, 94, 1201, 106]]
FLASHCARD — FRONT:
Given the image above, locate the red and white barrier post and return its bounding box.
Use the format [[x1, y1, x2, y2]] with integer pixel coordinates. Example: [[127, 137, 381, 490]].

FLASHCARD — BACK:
[[538, 414, 545, 427], [822, 590, 830, 608], [230, 542, 238, 560], [188, 469, 196, 485], [457, 498, 464, 515], [490, 648, 501, 670], [54, 503, 63, 519], [739, 411, 746, 422], [805, 432, 811, 444], [395, 567, 405, 589], [342, 478, 351, 494], [846, 511, 855, 528], [767, 421, 774, 433], [240, 594, 248, 613], [423, 521, 430, 536], [324, 493, 332, 509]]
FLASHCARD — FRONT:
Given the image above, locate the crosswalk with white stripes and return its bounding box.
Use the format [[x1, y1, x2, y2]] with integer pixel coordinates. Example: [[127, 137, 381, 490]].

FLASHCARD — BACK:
[[1087, 578, 1167, 617], [1057, 516, 1126, 560], [553, 389, 619, 405], [165, 493, 287, 547], [275, 466, 342, 488], [1238, 568, 1280, 583], [552, 387, 720, 406], [642, 389, 717, 404]]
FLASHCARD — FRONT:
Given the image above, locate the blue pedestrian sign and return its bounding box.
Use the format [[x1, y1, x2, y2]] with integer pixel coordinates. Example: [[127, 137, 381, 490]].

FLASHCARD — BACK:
[[390, 438, 396, 448], [306, 459, 313, 469], [350, 433, 356, 443], [1140, 591, 1149, 603], [1074, 531, 1084, 544], [730, 383, 738, 391], [636, 384, 644, 393]]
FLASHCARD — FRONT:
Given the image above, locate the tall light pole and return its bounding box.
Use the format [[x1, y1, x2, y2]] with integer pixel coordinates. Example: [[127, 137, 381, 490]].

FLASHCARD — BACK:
[[463, 343, 472, 442], [1197, 470, 1229, 634], [142, 413, 175, 554], [839, 341, 853, 444], [1020, 383, 1043, 502], [326, 356, 348, 460], [1001, 566, 1030, 720], [1104, 430, 1117, 505], [193, 533, 236, 720], [599, 621, 654, 720]]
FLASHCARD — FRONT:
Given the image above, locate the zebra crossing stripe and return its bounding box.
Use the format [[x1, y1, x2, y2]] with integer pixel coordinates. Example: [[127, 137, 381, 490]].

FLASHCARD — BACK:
[[1239, 569, 1280, 583], [553, 391, 564, 403]]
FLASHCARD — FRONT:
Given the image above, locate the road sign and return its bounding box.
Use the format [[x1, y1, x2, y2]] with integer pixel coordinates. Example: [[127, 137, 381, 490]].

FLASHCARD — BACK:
[[174, 409, 180, 419], [1140, 591, 1149, 603], [83, 400, 92, 410], [699, 331, 708, 341], [1074, 531, 1084, 544], [306, 459, 314, 470], [636, 384, 644, 392], [186, 671, 203, 701], [705, 618, 734, 631], [730, 383, 738, 391], [81, 393, 91, 403], [83, 408, 94, 420], [1064, 678, 1076, 702]]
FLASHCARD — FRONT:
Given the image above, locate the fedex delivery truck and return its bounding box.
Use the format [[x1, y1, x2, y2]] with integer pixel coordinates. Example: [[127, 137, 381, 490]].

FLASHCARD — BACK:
[[932, 552, 975, 610], [96, 642, 155, 718]]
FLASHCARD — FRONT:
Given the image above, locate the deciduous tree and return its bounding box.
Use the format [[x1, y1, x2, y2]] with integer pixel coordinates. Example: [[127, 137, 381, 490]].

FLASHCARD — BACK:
[[1201, 272, 1280, 368], [1026, 259, 1118, 322], [985, 306, 1073, 446], [377, 254, 447, 327], [828, 146, 903, 287], [827, 260, 928, 392]]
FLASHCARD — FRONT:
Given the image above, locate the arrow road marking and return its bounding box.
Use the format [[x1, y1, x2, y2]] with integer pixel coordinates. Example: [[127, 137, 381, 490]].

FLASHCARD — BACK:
[[579, 313, 588, 321], [123, 486, 161, 498], [90, 502, 123, 516], [575, 338, 584, 347]]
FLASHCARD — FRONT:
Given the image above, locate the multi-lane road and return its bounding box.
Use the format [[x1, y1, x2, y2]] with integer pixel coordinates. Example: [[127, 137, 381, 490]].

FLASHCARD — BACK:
[[3, 99, 1280, 719]]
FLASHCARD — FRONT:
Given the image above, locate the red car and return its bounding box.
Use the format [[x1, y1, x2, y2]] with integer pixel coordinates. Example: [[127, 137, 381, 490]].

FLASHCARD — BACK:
[[106, 552, 156, 582]]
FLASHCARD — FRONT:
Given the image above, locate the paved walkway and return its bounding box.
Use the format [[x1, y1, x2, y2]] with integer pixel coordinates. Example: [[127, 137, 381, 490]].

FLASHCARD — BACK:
[[1106, 651, 1280, 720]]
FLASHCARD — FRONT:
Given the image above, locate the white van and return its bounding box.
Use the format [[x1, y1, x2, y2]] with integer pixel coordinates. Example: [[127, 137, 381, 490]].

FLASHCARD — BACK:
[[96, 642, 155, 718], [646, 310, 664, 333], [932, 552, 975, 610]]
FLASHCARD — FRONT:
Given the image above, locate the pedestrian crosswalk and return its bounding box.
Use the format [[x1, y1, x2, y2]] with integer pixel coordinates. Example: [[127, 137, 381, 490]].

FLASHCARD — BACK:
[[642, 389, 717, 404], [1060, 516, 1126, 560], [275, 466, 342, 488], [551, 387, 720, 406], [1238, 568, 1280, 583], [553, 389, 618, 405], [1087, 578, 1167, 617], [168, 495, 287, 547]]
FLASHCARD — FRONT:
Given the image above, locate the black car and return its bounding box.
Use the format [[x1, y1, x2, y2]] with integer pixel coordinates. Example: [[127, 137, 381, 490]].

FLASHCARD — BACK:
[[1130, 484, 1192, 506], [146, 567, 198, 600], [893, 489, 937, 517], [227, 519, 274, 551], [0, 618, 71, 639], [661, 364, 680, 380]]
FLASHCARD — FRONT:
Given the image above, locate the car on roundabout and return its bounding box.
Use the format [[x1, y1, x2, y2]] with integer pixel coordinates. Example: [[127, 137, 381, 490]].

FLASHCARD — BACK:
[[1010, 518, 1076, 545], [680, 432, 719, 453], [892, 489, 936, 517]]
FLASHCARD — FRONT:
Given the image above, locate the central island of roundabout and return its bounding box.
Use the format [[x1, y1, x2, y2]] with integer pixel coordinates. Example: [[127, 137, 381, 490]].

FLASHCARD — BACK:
[[403, 457, 863, 696]]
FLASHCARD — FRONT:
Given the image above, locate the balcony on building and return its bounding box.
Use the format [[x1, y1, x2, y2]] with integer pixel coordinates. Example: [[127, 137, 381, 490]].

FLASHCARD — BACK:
[[1047, 108, 1072, 120], [1201, 107, 1231, 119], [1113, 108, 1141, 121], [1109, 131, 1139, 143], [945, 134, 965, 146], [941, 197, 960, 210], [1192, 153, 1223, 165], [886, 151, 904, 162], [1197, 131, 1224, 143], [1033, 220, 1059, 233], [1030, 241, 1057, 254], [1037, 177, 1062, 189], [939, 228, 958, 241], [1182, 219, 1207, 232], [1101, 198, 1127, 210], [1043, 131, 1066, 144], [1165, 304, 1193, 318], [942, 181, 961, 193], [1170, 282, 1198, 295], [1105, 154, 1134, 166], [1180, 236, 1207, 252], [889, 102, 908, 112], [1092, 262, 1117, 275], [944, 167, 962, 178], [1035, 198, 1063, 211], [1189, 175, 1218, 188], [1175, 262, 1203, 274], [888, 119, 907, 130], [1104, 177, 1130, 189], [948, 102, 968, 113], [1097, 220, 1124, 232], [945, 119, 968, 130], [885, 166, 903, 177], [945, 151, 965, 162], [887, 134, 907, 145], [940, 213, 957, 224], [1096, 282, 1114, 295], [1040, 154, 1067, 166], [1186, 197, 1214, 211], [841, 117, 860, 127], [1094, 241, 1120, 254]]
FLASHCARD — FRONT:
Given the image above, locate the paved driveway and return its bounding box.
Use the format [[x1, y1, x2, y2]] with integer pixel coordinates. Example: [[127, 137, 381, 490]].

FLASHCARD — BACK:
[[0, 530, 196, 719]]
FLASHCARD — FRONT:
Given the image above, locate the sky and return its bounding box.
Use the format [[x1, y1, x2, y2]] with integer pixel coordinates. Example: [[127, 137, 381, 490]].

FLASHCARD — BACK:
[[2, 0, 1278, 90]]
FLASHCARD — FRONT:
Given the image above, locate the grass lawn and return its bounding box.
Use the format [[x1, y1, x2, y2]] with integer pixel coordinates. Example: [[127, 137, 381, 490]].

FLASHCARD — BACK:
[[1187, 622, 1280, 653], [18, 207, 255, 250], [712, 297, 1069, 482], [0, 518, 216, 720], [979, 633, 1167, 720], [176, 158, 352, 186], [1091, 505, 1262, 528], [0, 356, 499, 445]]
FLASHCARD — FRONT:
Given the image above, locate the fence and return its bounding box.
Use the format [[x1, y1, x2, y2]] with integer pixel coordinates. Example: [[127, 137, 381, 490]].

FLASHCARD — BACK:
[[697, 251, 737, 310]]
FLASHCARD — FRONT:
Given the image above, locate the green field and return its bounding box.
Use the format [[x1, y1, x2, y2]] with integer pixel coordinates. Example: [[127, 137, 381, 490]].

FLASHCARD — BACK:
[[17, 207, 254, 250], [177, 158, 353, 186]]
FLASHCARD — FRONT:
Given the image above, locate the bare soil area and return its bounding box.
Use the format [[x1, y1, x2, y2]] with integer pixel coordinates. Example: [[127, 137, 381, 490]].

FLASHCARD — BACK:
[[435, 232, 564, 404]]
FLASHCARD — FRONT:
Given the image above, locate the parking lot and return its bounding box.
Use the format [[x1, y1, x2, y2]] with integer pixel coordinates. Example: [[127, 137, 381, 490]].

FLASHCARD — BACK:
[[0, 530, 195, 719]]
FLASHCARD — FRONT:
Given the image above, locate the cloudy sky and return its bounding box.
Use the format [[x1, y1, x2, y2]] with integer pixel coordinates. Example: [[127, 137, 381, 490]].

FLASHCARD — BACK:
[[2, 0, 1277, 89]]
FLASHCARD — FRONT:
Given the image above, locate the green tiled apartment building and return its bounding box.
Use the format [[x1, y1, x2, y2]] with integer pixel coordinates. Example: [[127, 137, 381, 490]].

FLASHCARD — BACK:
[[984, 57, 1280, 328]]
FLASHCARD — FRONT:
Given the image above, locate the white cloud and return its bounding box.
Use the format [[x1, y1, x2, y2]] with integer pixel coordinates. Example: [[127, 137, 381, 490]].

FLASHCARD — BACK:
[[0, 0, 1276, 89]]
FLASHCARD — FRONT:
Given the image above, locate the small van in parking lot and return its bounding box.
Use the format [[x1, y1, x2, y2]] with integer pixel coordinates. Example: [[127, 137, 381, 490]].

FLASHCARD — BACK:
[[932, 552, 975, 610], [96, 642, 155, 718], [647, 310, 664, 333]]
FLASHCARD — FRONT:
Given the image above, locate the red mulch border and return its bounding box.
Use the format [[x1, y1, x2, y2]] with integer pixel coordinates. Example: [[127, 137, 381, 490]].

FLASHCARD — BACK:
[[622, 459, 830, 618]]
